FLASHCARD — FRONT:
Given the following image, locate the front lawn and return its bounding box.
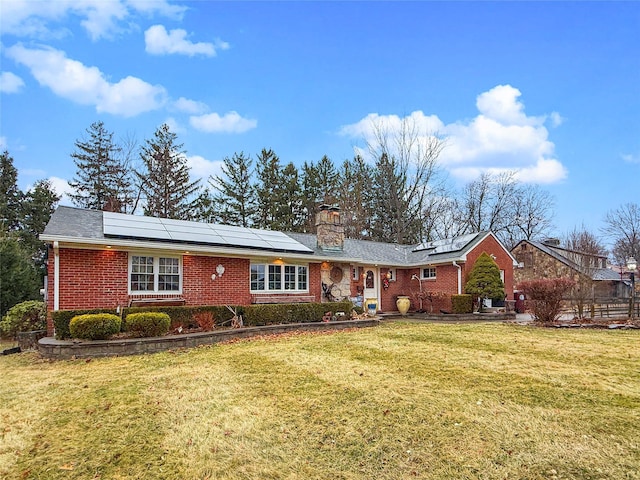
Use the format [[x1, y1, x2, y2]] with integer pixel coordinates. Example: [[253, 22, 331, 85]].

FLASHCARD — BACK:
[[1, 322, 638, 479]]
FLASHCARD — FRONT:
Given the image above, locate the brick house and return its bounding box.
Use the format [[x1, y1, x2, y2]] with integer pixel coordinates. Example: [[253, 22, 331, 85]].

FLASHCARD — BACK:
[[41, 205, 517, 335], [511, 239, 625, 298]]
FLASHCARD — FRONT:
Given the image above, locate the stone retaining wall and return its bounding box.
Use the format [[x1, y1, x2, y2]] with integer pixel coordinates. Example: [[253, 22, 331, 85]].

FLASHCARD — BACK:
[[38, 319, 379, 360]]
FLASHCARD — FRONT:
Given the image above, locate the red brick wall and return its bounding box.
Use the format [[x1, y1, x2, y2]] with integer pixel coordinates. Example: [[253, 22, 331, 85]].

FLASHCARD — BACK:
[[182, 255, 253, 305], [46, 247, 324, 333], [464, 234, 515, 297]]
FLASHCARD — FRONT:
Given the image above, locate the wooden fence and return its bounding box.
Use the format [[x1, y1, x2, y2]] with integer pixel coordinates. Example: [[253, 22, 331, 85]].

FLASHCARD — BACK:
[[561, 298, 639, 319]]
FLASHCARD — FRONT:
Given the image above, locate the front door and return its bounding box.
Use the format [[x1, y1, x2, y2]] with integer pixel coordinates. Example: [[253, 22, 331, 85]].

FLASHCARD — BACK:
[[363, 267, 378, 312]]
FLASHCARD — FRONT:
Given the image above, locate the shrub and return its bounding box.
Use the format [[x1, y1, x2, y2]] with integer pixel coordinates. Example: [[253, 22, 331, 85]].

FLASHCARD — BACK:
[[465, 252, 505, 312], [0, 300, 46, 338], [242, 301, 352, 326], [52, 309, 118, 339], [69, 313, 121, 340], [193, 310, 215, 331], [123, 312, 171, 337], [517, 277, 575, 324], [451, 295, 473, 314]]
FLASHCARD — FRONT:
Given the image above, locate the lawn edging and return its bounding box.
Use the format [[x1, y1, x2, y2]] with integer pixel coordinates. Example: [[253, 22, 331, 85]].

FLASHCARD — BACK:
[[38, 319, 380, 359]]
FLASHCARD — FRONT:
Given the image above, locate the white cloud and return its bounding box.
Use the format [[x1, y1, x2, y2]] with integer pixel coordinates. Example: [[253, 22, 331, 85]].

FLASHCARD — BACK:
[[0, 137, 7, 149], [548, 111, 564, 127], [145, 25, 227, 57], [622, 153, 640, 164], [0, 71, 26, 93], [48, 176, 74, 205], [186, 155, 223, 180], [1, 0, 187, 41], [190, 111, 257, 134], [5, 43, 167, 117], [173, 97, 208, 114], [163, 117, 186, 135], [340, 84, 568, 184]]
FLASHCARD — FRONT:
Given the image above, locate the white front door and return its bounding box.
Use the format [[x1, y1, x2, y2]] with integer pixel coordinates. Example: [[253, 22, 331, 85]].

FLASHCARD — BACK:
[[363, 267, 378, 312]]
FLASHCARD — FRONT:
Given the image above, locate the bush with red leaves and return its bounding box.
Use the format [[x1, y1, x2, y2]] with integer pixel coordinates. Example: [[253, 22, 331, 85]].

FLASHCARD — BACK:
[[517, 277, 576, 324]]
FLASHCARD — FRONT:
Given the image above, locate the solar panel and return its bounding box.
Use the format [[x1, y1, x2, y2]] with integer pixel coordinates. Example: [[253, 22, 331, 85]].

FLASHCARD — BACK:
[[412, 232, 479, 254], [102, 211, 313, 253]]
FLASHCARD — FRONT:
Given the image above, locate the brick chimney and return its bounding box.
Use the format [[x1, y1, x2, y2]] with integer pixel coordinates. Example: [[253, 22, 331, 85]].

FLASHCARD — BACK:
[[316, 204, 344, 251]]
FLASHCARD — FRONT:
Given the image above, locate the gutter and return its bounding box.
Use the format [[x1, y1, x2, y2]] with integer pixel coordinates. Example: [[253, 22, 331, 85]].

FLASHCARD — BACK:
[[53, 241, 60, 311], [453, 261, 462, 294]]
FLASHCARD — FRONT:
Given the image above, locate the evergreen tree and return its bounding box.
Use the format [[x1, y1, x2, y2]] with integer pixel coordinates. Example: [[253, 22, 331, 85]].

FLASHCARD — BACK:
[[137, 124, 201, 220], [300, 161, 322, 233], [253, 148, 282, 229], [20, 179, 60, 275], [0, 151, 22, 232], [337, 155, 374, 240], [68, 121, 134, 212], [300, 155, 339, 232], [209, 152, 256, 227], [465, 252, 505, 312], [274, 162, 303, 232], [0, 234, 40, 316]]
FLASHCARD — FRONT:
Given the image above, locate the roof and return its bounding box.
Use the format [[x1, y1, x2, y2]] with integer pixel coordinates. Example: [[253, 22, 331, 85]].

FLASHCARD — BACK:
[[42, 206, 515, 267], [514, 239, 622, 282]]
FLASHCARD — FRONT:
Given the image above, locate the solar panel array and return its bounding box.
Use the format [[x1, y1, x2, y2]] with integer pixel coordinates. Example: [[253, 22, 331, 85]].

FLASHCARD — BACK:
[[102, 211, 313, 253], [412, 232, 479, 254]]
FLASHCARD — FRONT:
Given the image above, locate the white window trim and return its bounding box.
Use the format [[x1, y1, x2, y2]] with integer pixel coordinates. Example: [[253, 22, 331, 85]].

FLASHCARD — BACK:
[[421, 267, 437, 280], [250, 262, 309, 293], [128, 253, 183, 295]]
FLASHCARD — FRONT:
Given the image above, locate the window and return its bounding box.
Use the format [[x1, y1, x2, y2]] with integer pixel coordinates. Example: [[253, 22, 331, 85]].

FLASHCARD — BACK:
[[251, 263, 308, 292], [422, 267, 436, 279], [130, 255, 181, 293]]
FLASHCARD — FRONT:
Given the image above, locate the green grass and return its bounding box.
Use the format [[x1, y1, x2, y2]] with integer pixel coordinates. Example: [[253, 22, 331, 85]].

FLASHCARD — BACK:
[[1, 322, 639, 479]]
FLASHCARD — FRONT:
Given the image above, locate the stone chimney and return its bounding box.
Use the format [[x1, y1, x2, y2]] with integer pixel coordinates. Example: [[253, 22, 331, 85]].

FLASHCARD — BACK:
[[316, 204, 344, 251]]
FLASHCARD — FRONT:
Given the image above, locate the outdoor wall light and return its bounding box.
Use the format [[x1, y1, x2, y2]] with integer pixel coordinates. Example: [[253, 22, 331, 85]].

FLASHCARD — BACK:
[[216, 264, 225, 277]]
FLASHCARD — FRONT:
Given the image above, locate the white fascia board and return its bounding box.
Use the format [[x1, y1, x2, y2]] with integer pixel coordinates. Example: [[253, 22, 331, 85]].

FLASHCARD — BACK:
[[39, 235, 362, 264]]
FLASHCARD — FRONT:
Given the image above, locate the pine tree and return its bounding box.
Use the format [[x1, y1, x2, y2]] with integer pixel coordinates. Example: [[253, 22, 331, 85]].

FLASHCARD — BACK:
[[253, 148, 282, 229], [337, 155, 374, 240], [20, 179, 60, 275], [274, 162, 303, 232], [137, 124, 201, 220], [209, 152, 256, 227], [465, 252, 505, 311], [0, 151, 22, 232], [300, 155, 339, 232], [68, 121, 133, 212], [0, 234, 40, 316]]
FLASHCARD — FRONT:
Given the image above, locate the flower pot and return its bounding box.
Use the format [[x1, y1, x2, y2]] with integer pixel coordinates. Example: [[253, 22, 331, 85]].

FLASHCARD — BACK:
[[396, 296, 410, 315], [365, 298, 378, 316]]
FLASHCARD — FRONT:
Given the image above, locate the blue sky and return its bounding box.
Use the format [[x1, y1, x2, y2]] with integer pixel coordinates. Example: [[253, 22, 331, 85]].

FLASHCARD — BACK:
[[1, 1, 638, 240]]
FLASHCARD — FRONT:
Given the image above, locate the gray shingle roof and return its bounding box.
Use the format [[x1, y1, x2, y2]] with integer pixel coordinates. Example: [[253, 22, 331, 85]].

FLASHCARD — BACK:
[[519, 239, 621, 282], [42, 206, 508, 267], [287, 231, 491, 266]]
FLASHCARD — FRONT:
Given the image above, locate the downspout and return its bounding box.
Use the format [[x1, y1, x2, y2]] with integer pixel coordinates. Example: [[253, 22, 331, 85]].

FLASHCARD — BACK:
[[453, 261, 462, 295], [53, 241, 60, 311]]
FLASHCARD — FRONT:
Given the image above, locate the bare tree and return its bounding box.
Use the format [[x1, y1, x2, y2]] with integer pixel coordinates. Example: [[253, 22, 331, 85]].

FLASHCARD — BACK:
[[563, 225, 608, 318], [602, 202, 640, 266], [502, 184, 555, 249], [459, 171, 517, 238], [365, 116, 446, 244]]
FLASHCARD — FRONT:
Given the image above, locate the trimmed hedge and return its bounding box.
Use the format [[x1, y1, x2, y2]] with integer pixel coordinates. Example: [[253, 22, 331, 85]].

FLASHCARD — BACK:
[[52, 301, 354, 339], [53, 308, 118, 339], [69, 313, 121, 340], [123, 312, 171, 337], [451, 294, 473, 314]]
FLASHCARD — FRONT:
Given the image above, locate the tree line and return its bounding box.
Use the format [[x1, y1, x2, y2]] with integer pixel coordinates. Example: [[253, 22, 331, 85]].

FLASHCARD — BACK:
[[2, 119, 638, 315], [62, 120, 562, 248]]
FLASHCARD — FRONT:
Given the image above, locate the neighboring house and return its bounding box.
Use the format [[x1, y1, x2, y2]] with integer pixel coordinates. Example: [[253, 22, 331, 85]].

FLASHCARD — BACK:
[[511, 239, 625, 298], [40, 205, 517, 335]]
